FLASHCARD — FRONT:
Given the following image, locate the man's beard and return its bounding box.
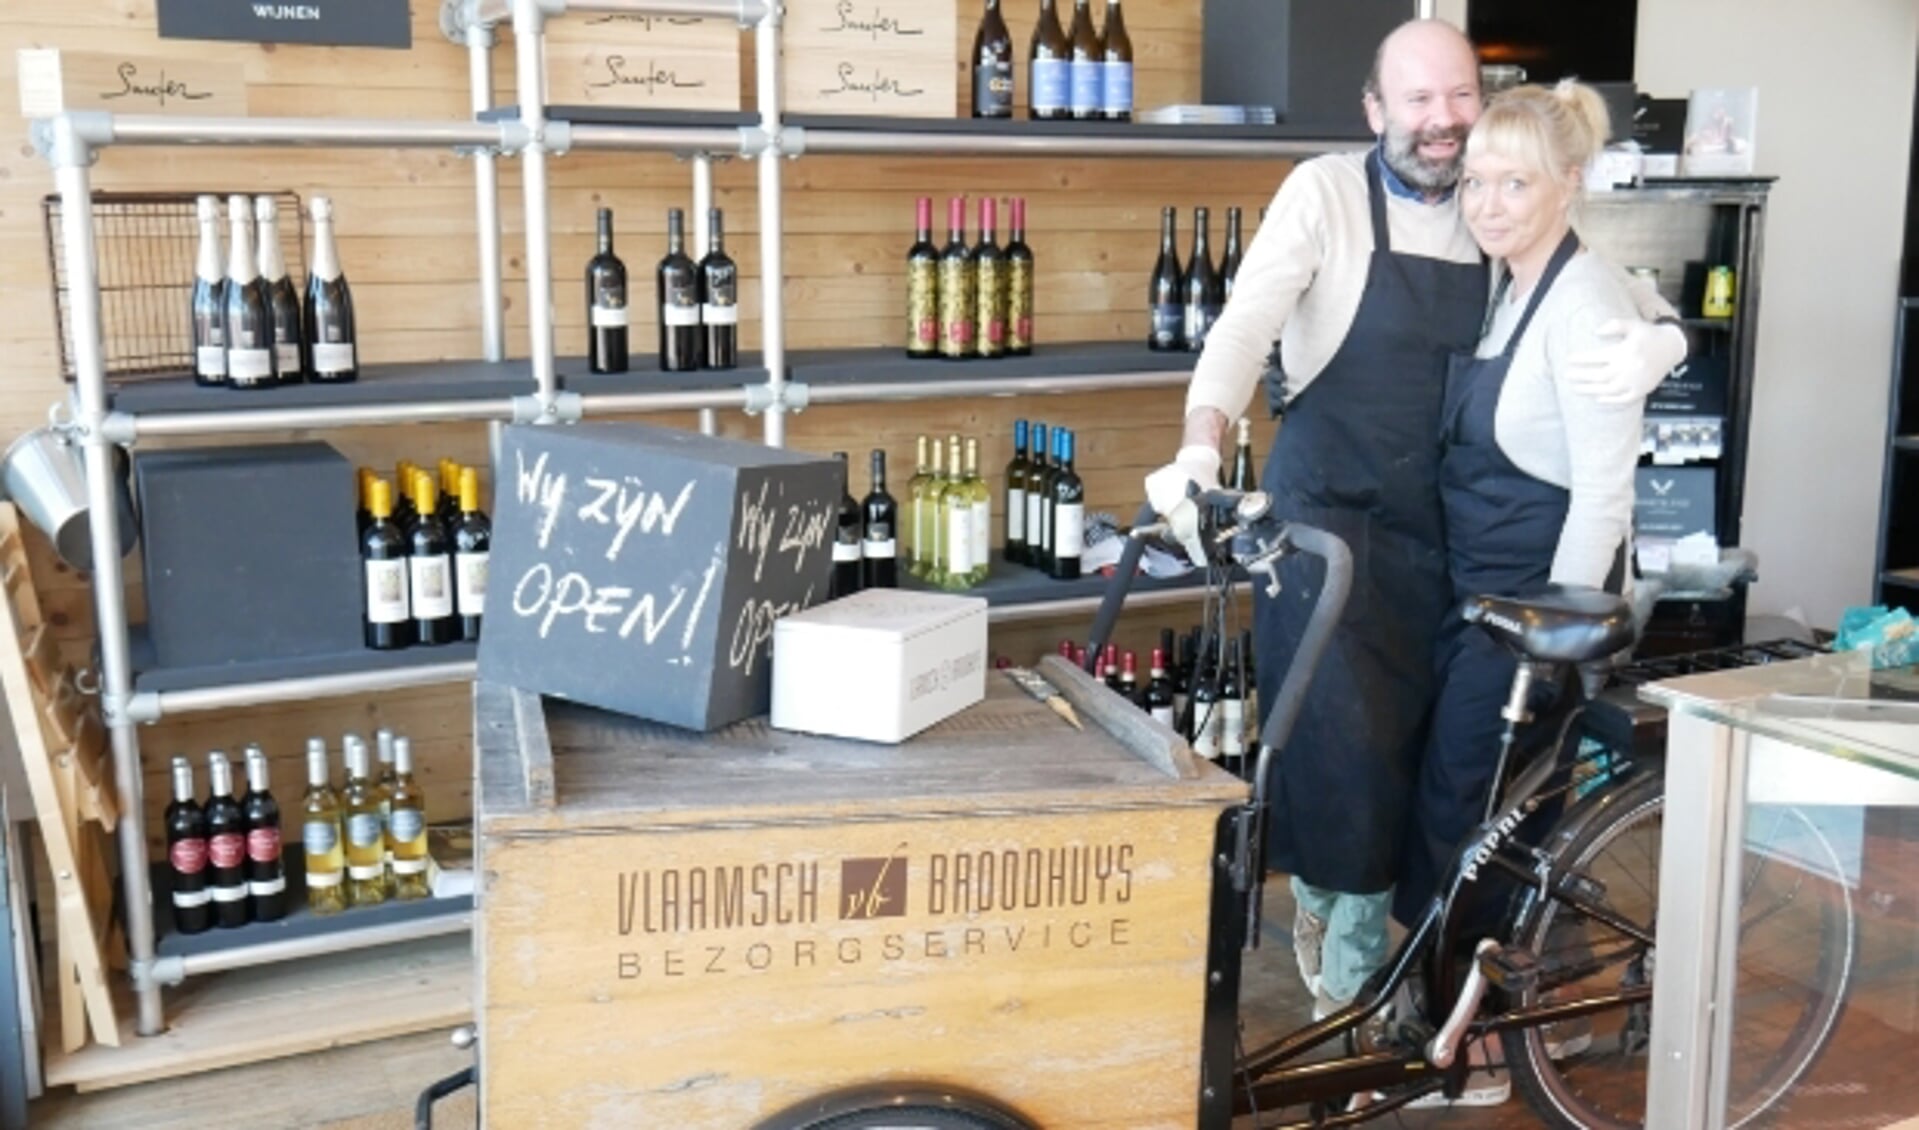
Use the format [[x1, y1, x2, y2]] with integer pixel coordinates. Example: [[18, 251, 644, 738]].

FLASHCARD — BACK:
[[1382, 122, 1468, 192]]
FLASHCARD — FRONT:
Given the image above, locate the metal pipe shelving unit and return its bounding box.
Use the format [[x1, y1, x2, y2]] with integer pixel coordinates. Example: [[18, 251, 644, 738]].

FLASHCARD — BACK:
[[32, 0, 1355, 1036]]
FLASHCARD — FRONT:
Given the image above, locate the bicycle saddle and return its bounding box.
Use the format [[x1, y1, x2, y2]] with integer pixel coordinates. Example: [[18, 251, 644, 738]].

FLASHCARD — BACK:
[[1463, 586, 1636, 664]]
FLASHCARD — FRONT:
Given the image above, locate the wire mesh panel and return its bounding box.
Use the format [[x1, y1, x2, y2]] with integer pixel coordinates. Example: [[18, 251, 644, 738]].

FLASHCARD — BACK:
[[42, 192, 307, 385]]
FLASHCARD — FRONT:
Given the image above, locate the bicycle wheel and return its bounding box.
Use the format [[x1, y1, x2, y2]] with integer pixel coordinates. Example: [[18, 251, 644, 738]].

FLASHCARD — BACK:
[[1503, 772, 1855, 1130]]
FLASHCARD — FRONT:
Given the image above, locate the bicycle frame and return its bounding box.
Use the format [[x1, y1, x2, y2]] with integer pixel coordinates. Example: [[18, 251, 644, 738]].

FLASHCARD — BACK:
[[1085, 496, 1657, 1127]]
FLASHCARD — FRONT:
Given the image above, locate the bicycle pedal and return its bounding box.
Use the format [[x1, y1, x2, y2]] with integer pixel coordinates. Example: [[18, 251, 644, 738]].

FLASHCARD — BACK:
[[1479, 946, 1541, 992]]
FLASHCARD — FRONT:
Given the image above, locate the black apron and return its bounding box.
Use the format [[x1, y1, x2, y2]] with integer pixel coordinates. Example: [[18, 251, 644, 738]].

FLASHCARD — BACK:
[[1393, 231, 1624, 925], [1255, 152, 1488, 896]]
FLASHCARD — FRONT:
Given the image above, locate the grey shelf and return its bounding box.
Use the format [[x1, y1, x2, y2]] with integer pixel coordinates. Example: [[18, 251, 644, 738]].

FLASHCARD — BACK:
[[108, 358, 544, 417], [128, 627, 476, 696]]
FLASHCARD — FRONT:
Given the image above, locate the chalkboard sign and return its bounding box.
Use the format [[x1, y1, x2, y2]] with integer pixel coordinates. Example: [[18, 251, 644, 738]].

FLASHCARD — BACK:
[[476, 423, 841, 732], [157, 0, 412, 49]]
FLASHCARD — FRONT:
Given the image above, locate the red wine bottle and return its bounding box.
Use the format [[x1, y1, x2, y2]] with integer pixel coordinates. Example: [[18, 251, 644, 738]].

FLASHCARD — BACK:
[[1221, 205, 1245, 302], [408, 475, 457, 647], [862, 449, 900, 588], [1149, 206, 1183, 351], [1048, 428, 1084, 580], [657, 208, 702, 371], [205, 752, 251, 929], [363, 478, 411, 650], [452, 467, 490, 643], [1005, 198, 1035, 355], [242, 746, 286, 922], [971, 0, 1015, 119], [937, 197, 977, 359], [975, 197, 1007, 359], [1145, 648, 1176, 727], [907, 197, 939, 359], [698, 207, 738, 370], [166, 757, 213, 936], [587, 207, 630, 374], [831, 451, 864, 598]]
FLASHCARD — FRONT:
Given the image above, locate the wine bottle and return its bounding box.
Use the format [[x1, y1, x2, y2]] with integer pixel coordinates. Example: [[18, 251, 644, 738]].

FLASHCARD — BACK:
[[1174, 630, 1197, 726], [862, 449, 899, 589], [658, 207, 702, 371], [699, 208, 739, 369], [341, 736, 388, 906], [409, 474, 457, 646], [452, 468, 491, 641], [393, 460, 419, 530], [938, 197, 977, 359], [437, 459, 461, 524], [301, 739, 348, 915], [1066, 0, 1103, 121], [906, 197, 940, 359], [1028, 422, 1053, 573], [304, 195, 358, 383], [941, 438, 976, 590], [1029, 0, 1070, 121], [964, 436, 991, 584], [1099, 644, 1120, 691], [971, 0, 1015, 119], [1230, 416, 1257, 490], [1100, 0, 1133, 121], [222, 196, 275, 390], [830, 451, 864, 598], [1145, 648, 1176, 727], [1219, 638, 1246, 775], [1190, 651, 1220, 759], [387, 736, 430, 901], [906, 436, 932, 578], [165, 756, 213, 935], [191, 195, 227, 387], [1240, 627, 1259, 753], [1006, 198, 1035, 355], [1120, 650, 1140, 704], [241, 746, 286, 922], [205, 752, 249, 928], [375, 728, 398, 869], [1149, 206, 1184, 351], [1049, 428, 1085, 580], [1004, 419, 1030, 566], [975, 197, 1007, 359], [1184, 206, 1223, 352], [918, 437, 948, 585], [253, 196, 304, 385], [587, 207, 630, 375], [1221, 205, 1245, 303], [362, 478, 410, 650]]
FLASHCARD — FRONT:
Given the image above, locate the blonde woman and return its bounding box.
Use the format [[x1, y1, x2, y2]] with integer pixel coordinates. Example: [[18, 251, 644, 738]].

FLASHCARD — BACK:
[[1397, 80, 1649, 1107]]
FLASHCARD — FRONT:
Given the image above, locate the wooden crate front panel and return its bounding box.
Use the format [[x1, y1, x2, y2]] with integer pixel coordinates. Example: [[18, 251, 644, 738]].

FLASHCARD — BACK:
[[782, 0, 958, 118], [545, 14, 742, 111], [479, 806, 1225, 1128]]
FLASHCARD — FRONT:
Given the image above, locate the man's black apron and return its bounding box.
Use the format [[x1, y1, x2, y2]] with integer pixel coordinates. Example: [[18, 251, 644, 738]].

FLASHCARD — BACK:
[[1393, 231, 1625, 924], [1255, 152, 1487, 896]]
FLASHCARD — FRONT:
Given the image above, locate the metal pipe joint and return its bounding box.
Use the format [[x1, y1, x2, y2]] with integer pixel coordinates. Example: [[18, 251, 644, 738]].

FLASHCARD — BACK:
[[743, 380, 807, 416], [32, 112, 112, 169], [135, 955, 185, 989], [122, 691, 162, 726], [513, 390, 584, 424]]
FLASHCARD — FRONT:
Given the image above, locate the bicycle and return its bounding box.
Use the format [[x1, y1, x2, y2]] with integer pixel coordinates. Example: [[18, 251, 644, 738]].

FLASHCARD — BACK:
[[1087, 486, 1856, 1130]]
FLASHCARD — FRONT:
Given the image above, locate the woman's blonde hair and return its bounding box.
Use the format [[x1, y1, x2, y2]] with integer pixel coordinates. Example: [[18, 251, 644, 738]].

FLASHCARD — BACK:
[[1467, 79, 1611, 187]]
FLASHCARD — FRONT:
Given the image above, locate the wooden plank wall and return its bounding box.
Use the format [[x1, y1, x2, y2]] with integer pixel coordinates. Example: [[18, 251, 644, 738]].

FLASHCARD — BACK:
[[0, 0, 1292, 850]]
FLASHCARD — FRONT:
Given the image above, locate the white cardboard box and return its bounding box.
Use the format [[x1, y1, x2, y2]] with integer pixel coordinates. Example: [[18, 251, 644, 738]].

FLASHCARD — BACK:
[[771, 589, 988, 744]]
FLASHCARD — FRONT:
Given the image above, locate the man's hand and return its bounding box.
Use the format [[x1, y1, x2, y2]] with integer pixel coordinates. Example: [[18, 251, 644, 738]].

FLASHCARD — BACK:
[[1144, 445, 1222, 567], [1565, 319, 1687, 404]]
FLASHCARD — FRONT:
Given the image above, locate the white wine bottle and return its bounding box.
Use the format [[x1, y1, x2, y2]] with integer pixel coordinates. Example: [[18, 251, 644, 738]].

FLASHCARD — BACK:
[[942, 432, 975, 589], [375, 727, 398, 869], [301, 737, 348, 915], [341, 735, 388, 906], [964, 437, 991, 585], [387, 737, 431, 900]]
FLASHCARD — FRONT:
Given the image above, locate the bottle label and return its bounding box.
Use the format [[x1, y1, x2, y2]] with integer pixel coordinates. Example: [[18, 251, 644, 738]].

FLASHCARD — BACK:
[[303, 819, 339, 856], [832, 540, 862, 563], [1026, 492, 1045, 552], [456, 551, 488, 617], [974, 62, 1014, 116], [348, 863, 385, 881], [590, 304, 629, 328], [1054, 503, 1086, 559], [172, 886, 212, 908], [246, 826, 281, 864], [863, 537, 897, 560], [970, 498, 991, 567], [947, 506, 976, 576], [907, 261, 939, 351], [1151, 705, 1176, 728], [663, 302, 702, 327], [410, 554, 453, 620], [313, 341, 356, 374], [1030, 58, 1068, 113], [196, 345, 227, 378], [169, 837, 208, 875], [392, 858, 429, 876], [248, 876, 288, 897], [977, 259, 1007, 349], [209, 831, 245, 870], [1221, 698, 1246, 756], [306, 867, 344, 889], [346, 812, 384, 848], [212, 882, 248, 903], [1192, 706, 1220, 759], [365, 559, 409, 624], [702, 303, 739, 325], [938, 260, 977, 356], [1101, 61, 1133, 115], [389, 807, 425, 844], [1070, 58, 1101, 115], [228, 348, 272, 385], [1152, 304, 1183, 344], [1186, 303, 1222, 348], [275, 342, 302, 377], [1007, 487, 1026, 540]]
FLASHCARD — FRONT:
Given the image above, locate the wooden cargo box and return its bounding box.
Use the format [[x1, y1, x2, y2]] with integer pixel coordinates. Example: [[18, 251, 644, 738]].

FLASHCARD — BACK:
[[474, 656, 1246, 1128]]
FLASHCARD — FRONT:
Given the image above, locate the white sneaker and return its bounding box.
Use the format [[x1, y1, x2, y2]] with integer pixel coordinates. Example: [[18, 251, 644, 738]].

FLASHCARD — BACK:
[[1544, 1017, 1594, 1060], [1293, 903, 1328, 998], [1407, 1040, 1511, 1108]]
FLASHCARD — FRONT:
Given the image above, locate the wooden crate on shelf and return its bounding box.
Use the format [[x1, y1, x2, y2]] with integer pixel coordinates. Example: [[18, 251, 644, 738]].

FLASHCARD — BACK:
[[781, 0, 958, 119], [544, 13, 743, 111]]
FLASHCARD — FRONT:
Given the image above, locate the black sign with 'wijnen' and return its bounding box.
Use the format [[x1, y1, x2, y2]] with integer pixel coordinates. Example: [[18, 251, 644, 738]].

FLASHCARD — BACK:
[[158, 0, 411, 49]]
